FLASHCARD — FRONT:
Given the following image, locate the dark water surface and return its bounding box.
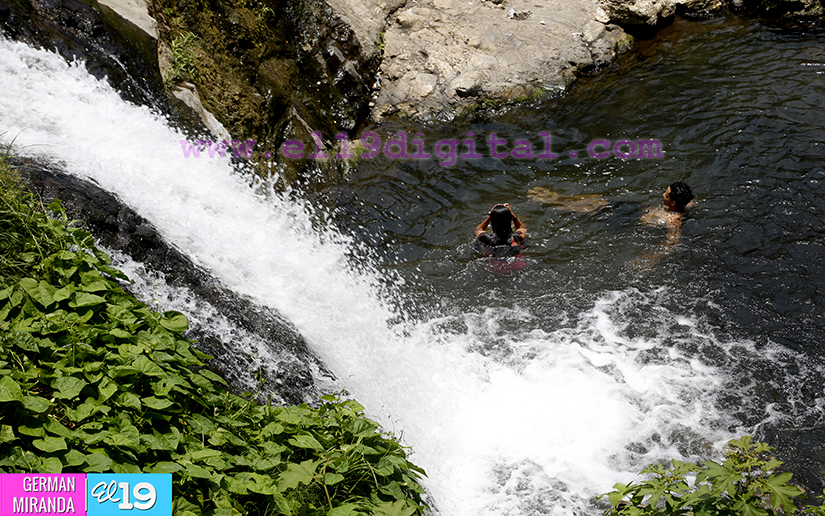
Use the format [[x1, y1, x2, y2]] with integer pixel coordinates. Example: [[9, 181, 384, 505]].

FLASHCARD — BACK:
[[311, 13, 825, 492]]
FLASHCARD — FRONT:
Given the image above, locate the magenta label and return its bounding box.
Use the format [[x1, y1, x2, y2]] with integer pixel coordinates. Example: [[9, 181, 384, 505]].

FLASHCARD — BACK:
[[0, 474, 85, 516]]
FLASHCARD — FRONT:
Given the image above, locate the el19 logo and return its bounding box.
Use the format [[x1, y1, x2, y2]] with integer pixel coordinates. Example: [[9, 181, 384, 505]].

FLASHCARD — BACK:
[[91, 480, 156, 510], [86, 474, 171, 516]]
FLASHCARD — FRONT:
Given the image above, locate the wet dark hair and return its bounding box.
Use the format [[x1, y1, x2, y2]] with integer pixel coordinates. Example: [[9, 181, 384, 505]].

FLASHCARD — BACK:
[[478, 204, 516, 247], [669, 182, 694, 212]]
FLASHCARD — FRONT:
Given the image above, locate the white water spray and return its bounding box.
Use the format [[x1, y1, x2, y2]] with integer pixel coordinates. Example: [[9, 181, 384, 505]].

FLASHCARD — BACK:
[[1, 38, 746, 514]]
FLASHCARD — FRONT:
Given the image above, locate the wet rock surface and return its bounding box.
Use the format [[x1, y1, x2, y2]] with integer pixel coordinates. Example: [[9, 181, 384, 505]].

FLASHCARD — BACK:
[[738, 0, 823, 21], [15, 158, 335, 406], [602, 0, 725, 27], [150, 0, 380, 183], [373, 0, 628, 121]]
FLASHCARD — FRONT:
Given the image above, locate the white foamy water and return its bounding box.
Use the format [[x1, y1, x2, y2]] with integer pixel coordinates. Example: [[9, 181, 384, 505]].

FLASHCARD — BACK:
[[1, 38, 748, 514]]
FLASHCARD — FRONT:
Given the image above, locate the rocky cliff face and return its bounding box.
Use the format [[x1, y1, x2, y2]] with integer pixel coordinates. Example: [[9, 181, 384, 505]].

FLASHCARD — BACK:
[[2, 0, 820, 182], [149, 0, 383, 183]]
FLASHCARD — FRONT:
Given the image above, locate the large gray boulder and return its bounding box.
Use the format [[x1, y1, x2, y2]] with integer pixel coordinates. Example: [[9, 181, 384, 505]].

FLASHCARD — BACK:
[[373, 0, 628, 121]]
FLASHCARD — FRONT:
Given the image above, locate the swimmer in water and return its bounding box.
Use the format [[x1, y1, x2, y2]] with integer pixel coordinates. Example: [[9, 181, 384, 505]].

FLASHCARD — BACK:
[[632, 182, 695, 272], [640, 181, 695, 236], [475, 203, 526, 247]]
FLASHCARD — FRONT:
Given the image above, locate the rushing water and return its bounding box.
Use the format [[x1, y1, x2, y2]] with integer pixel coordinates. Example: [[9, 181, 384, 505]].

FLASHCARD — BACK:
[[2, 12, 825, 515]]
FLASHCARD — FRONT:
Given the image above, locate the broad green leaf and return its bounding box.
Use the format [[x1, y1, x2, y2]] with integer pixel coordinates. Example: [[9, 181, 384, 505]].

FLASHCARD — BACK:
[[223, 476, 249, 495], [53, 284, 74, 303], [277, 460, 319, 491], [191, 449, 222, 461], [40, 456, 63, 473], [21, 395, 51, 413], [152, 427, 181, 451], [181, 462, 213, 479], [62, 449, 86, 467], [142, 396, 174, 410], [732, 498, 769, 516], [65, 398, 107, 422], [763, 472, 803, 513], [261, 422, 285, 437], [115, 391, 141, 410], [97, 264, 129, 281], [147, 461, 183, 474], [342, 399, 365, 413], [379, 481, 405, 500], [132, 356, 165, 376], [71, 292, 106, 307], [52, 376, 87, 399], [372, 500, 417, 516], [97, 378, 118, 401], [261, 441, 286, 456], [105, 424, 140, 450], [92, 248, 112, 265], [160, 311, 189, 332], [198, 368, 227, 386], [327, 503, 363, 516], [32, 436, 67, 452], [84, 452, 113, 472], [0, 425, 16, 443], [112, 462, 141, 474], [110, 365, 140, 377], [244, 473, 278, 495], [44, 417, 74, 439], [325, 472, 345, 486], [377, 455, 406, 476], [18, 425, 46, 438], [251, 457, 280, 471], [344, 417, 378, 438], [288, 434, 324, 451], [20, 278, 56, 308], [0, 375, 23, 402], [109, 328, 133, 339], [79, 272, 110, 292]]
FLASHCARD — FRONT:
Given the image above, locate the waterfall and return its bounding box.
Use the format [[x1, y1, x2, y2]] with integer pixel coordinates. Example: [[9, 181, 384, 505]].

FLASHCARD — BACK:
[[0, 37, 754, 514]]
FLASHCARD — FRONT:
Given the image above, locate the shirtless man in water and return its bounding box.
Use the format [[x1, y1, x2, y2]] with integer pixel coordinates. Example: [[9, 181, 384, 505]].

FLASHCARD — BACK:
[[640, 181, 695, 232]]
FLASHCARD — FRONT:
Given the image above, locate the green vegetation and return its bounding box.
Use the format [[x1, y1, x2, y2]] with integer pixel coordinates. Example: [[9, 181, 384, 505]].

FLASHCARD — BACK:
[[0, 163, 428, 516], [168, 31, 199, 82], [600, 435, 825, 516], [615, 33, 634, 53]]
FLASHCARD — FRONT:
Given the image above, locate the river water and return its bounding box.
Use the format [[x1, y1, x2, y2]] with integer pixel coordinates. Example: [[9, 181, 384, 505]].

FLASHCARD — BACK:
[[2, 12, 825, 515]]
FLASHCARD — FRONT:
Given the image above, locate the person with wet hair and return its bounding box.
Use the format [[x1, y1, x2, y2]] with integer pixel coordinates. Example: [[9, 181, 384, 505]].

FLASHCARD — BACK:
[[635, 182, 696, 272], [663, 181, 695, 213], [475, 203, 526, 247]]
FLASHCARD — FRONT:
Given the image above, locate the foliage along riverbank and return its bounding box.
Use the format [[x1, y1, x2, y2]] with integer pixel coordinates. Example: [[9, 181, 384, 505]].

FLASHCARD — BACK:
[[601, 436, 825, 516], [0, 158, 428, 516]]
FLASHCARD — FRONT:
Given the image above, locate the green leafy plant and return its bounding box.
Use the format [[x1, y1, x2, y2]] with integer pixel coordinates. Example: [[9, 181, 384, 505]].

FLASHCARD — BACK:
[[0, 167, 429, 516], [599, 436, 816, 516], [168, 31, 199, 82]]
